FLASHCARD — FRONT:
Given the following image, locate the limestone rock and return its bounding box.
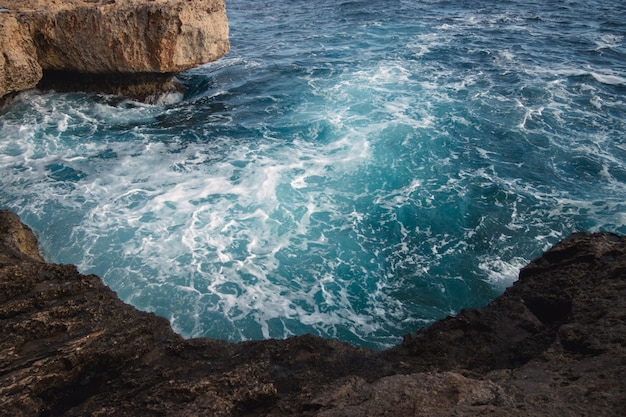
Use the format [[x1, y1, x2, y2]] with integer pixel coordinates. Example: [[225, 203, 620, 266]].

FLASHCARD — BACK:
[[14, 0, 229, 74], [0, 0, 229, 100], [0, 209, 43, 262], [308, 372, 512, 417], [0, 12, 42, 100], [1, 209, 625, 416]]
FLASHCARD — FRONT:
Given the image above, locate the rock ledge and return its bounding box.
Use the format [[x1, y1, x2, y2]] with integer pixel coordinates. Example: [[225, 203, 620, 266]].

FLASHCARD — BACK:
[[1, 209, 625, 416], [0, 0, 229, 100]]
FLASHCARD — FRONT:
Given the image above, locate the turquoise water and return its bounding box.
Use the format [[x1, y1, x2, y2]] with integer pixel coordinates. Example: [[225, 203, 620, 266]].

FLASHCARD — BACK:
[[1, 0, 625, 349]]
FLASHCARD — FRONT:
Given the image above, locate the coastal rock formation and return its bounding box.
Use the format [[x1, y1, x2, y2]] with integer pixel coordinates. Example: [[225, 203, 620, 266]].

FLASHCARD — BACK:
[[1, 208, 625, 416], [0, 12, 42, 100], [0, 0, 229, 100]]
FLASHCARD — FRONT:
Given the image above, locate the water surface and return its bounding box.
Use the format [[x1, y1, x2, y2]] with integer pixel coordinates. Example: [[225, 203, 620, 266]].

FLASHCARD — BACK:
[[1, 0, 625, 349]]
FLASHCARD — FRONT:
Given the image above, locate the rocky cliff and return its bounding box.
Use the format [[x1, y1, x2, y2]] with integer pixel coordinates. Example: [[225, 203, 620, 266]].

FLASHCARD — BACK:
[[1, 208, 625, 416], [0, 10, 43, 100], [0, 0, 229, 101]]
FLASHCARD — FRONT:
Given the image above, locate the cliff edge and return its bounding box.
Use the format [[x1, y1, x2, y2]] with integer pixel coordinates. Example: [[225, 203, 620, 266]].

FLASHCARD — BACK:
[[1, 209, 625, 416], [0, 0, 229, 100]]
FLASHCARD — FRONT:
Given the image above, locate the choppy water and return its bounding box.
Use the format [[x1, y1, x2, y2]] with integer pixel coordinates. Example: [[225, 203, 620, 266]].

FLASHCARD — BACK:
[[1, 0, 625, 349]]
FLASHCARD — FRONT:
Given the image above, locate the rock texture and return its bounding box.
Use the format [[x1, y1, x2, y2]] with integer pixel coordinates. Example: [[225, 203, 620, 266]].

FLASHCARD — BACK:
[[0, 11, 43, 101], [1, 208, 625, 416], [0, 0, 229, 100]]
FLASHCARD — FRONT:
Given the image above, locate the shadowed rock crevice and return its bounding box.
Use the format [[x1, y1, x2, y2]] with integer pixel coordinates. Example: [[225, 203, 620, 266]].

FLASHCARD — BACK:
[[1, 209, 625, 416], [37, 70, 182, 101]]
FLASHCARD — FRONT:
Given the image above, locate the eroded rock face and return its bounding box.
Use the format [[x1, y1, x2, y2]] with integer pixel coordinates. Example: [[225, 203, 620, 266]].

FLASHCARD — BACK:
[[1, 209, 625, 416], [0, 0, 229, 100], [15, 0, 229, 74], [0, 12, 42, 100]]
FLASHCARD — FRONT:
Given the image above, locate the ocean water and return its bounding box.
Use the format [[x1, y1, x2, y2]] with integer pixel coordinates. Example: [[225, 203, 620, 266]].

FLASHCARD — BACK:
[[1, 0, 625, 349]]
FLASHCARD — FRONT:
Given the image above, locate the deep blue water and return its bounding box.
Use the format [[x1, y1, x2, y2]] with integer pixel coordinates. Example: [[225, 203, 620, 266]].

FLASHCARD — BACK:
[[1, 0, 625, 349]]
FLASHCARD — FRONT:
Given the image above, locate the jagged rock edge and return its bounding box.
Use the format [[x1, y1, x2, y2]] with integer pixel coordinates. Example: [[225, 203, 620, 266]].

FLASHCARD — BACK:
[[1, 208, 625, 416]]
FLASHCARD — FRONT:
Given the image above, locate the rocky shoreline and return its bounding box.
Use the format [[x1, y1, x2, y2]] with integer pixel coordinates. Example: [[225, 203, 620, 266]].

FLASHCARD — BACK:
[[2, 1, 625, 415], [1, 208, 625, 416], [0, 0, 229, 101]]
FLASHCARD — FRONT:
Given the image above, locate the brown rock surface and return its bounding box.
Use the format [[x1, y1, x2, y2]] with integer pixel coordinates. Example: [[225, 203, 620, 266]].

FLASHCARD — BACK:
[[0, 11, 42, 101], [0, 0, 229, 100], [0, 208, 625, 416]]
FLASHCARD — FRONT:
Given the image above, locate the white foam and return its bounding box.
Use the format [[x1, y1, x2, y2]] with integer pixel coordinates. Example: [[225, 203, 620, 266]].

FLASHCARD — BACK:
[[3, 5, 626, 348], [595, 34, 623, 51], [478, 256, 527, 289], [590, 71, 626, 86], [145, 91, 184, 106]]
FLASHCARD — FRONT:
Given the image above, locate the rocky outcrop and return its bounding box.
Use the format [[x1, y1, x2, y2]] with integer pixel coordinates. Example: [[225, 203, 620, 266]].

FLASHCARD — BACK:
[[0, 11, 43, 101], [0, 0, 229, 100], [1, 208, 625, 416]]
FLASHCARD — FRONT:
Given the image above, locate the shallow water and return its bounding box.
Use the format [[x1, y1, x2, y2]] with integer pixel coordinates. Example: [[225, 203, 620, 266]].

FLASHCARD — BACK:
[[1, 0, 625, 349]]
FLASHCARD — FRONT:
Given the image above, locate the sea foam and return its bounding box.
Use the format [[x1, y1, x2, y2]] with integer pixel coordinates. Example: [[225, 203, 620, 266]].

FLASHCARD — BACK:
[[1, 0, 625, 349]]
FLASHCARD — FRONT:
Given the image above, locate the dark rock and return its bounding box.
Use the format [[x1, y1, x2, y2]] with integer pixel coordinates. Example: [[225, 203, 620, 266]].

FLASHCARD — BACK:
[[36, 70, 183, 102], [1, 209, 625, 416]]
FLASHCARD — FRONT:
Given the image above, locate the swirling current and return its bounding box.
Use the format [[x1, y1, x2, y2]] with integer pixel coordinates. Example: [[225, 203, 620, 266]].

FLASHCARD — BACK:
[[1, 0, 625, 349]]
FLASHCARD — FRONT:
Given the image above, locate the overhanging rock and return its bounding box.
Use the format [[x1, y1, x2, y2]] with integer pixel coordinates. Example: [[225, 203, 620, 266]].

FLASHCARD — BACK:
[[0, 0, 229, 100]]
